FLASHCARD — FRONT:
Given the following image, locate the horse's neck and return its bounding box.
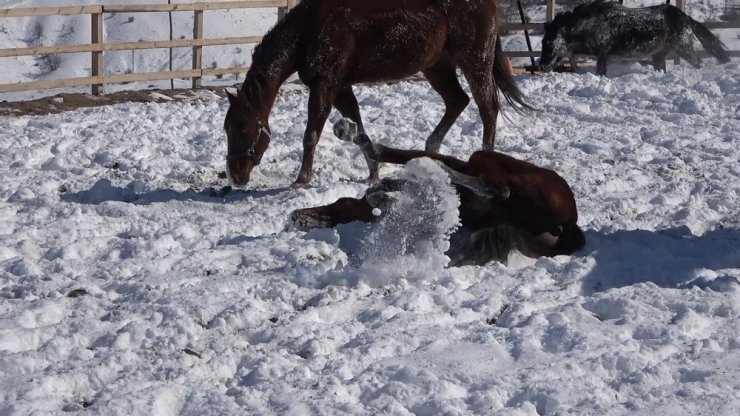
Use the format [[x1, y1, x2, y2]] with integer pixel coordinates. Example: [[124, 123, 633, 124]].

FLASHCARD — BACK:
[[244, 11, 303, 121]]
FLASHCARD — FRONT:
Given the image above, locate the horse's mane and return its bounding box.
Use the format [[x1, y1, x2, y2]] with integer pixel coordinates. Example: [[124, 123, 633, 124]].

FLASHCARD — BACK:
[[238, 0, 311, 109], [554, 0, 620, 24]]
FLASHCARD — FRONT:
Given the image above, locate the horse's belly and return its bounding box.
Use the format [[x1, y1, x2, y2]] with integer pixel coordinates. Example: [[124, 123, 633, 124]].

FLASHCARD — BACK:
[[349, 32, 447, 82]]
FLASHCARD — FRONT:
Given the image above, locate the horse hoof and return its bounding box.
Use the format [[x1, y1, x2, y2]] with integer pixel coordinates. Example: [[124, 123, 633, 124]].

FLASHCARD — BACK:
[[290, 180, 310, 189], [288, 209, 330, 231], [333, 118, 358, 142], [366, 174, 381, 184]]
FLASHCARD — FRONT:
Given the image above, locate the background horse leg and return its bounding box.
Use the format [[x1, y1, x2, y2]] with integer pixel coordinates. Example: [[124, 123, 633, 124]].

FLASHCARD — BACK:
[[460, 51, 498, 151], [651, 49, 669, 72], [422, 60, 470, 153], [333, 86, 380, 182], [294, 85, 336, 187], [596, 54, 609, 75]]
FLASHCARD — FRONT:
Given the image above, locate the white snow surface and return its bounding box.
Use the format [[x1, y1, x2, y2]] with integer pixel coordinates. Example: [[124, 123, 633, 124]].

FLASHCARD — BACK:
[[2, 62, 740, 415]]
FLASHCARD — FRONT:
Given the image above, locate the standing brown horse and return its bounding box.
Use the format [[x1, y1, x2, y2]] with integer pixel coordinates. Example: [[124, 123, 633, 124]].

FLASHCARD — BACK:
[[224, 0, 530, 188], [290, 119, 585, 265]]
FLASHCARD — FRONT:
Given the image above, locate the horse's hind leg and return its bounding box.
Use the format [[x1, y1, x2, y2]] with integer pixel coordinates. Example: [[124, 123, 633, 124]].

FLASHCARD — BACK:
[[333, 86, 379, 182], [460, 54, 498, 151], [422, 60, 470, 153], [673, 42, 702, 68]]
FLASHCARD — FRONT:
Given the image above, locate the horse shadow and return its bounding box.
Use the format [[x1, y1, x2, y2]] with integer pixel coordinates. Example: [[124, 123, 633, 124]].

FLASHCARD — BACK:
[[60, 178, 286, 205], [581, 226, 740, 295]]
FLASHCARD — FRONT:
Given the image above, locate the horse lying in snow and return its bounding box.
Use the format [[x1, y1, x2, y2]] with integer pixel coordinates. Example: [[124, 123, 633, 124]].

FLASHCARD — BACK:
[[289, 120, 585, 266], [538, 0, 731, 75]]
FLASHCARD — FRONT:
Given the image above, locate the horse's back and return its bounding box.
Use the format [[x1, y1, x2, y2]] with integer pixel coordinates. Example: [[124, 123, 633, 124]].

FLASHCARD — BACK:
[[298, 0, 497, 83]]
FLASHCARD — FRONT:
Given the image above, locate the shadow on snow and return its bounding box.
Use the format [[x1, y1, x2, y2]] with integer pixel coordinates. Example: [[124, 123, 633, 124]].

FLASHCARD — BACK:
[[581, 226, 740, 294], [60, 178, 287, 205]]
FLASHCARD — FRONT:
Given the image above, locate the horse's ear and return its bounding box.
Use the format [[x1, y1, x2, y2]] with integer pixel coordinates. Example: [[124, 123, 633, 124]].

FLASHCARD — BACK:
[[226, 88, 239, 106]]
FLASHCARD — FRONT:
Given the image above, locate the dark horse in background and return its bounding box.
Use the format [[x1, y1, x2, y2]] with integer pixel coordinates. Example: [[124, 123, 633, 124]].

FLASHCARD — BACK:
[[538, 0, 730, 75], [290, 119, 585, 266], [224, 0, 531, 188]]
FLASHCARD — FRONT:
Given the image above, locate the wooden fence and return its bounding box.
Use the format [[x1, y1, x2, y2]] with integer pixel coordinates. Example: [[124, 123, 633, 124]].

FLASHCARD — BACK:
[[0, 0, 738, 96], [0, 1, 297, 95]]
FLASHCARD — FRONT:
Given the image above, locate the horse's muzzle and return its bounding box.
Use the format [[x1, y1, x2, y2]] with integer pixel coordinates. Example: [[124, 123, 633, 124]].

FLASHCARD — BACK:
[[226, 159, 255, 186]]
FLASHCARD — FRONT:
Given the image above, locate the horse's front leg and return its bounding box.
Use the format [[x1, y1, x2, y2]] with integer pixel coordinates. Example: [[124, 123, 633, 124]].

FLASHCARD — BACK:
[[293, 85, 335, 187], [568, 53, 580, 73]]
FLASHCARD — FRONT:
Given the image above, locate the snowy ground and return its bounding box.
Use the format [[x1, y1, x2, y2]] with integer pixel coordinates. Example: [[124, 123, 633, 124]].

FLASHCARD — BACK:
[[1, 60, 740, 414]]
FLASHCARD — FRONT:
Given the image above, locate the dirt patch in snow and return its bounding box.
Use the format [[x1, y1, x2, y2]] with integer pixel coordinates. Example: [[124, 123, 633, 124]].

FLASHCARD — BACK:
[[0, 86, 238, 117]]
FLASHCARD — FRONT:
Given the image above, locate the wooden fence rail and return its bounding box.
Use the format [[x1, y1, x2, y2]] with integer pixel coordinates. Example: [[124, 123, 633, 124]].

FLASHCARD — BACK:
[[0, 1, 289, 94], [0, 0, 738, 96]]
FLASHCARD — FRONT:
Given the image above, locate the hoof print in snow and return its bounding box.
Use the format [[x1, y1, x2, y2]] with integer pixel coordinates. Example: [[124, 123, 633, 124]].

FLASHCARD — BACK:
[[62, 400, 93, 412], [58, 184, 69, 194], [67, 288, 88, 298], [218, 171, 227, 179], [209, 186, 232, 197], [183, 348, 202, 358], [269, 316, 279, 323]]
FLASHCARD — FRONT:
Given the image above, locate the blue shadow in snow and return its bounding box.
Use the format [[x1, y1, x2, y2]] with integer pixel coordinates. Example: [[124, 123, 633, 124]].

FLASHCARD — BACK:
[[581, 226, 740, 295], [61, 178, 287, 205]]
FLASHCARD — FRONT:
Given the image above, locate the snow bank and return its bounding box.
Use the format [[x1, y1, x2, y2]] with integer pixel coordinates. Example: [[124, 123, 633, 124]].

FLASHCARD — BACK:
[[1, 60, 739, 414]]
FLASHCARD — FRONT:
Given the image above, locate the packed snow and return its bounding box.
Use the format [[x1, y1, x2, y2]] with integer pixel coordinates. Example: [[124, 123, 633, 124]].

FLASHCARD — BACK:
[[1, 55, 739, 414]]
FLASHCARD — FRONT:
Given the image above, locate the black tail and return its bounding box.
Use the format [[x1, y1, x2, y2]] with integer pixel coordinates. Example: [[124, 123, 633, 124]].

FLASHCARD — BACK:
[[549, 223, 586, 256], [511, 223, 586, 259], [492, 37, 534, 114], [689, 17, 730, 64]]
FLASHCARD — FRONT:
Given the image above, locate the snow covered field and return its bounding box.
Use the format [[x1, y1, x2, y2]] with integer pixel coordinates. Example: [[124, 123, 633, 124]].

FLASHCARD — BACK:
[[1, 57, 739, 414]]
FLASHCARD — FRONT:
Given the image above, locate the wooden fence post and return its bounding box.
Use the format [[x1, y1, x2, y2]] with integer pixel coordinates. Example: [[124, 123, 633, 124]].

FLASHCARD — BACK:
[[278, 0, 297, 21], [91, 8, 103, 95], [192, 9, 204, 89], [546, 0, 556, 22]]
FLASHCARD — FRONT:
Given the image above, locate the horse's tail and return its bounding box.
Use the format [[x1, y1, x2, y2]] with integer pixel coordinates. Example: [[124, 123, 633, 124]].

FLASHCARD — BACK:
[[518, 223, 586, 258], [492, 36, 533, 113], [548, 223, 586, 256], [686, 14, 731, 64]]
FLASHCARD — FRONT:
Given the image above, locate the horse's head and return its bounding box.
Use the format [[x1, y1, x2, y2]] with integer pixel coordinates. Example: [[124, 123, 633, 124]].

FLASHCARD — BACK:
[[223, 89, 271, 186], [538, 19, 569, 72]]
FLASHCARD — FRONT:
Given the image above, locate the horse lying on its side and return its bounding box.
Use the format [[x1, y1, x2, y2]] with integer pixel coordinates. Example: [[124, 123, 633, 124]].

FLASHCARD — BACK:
[[289, 120, 586, 266], [538, 0, 731, 75]]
